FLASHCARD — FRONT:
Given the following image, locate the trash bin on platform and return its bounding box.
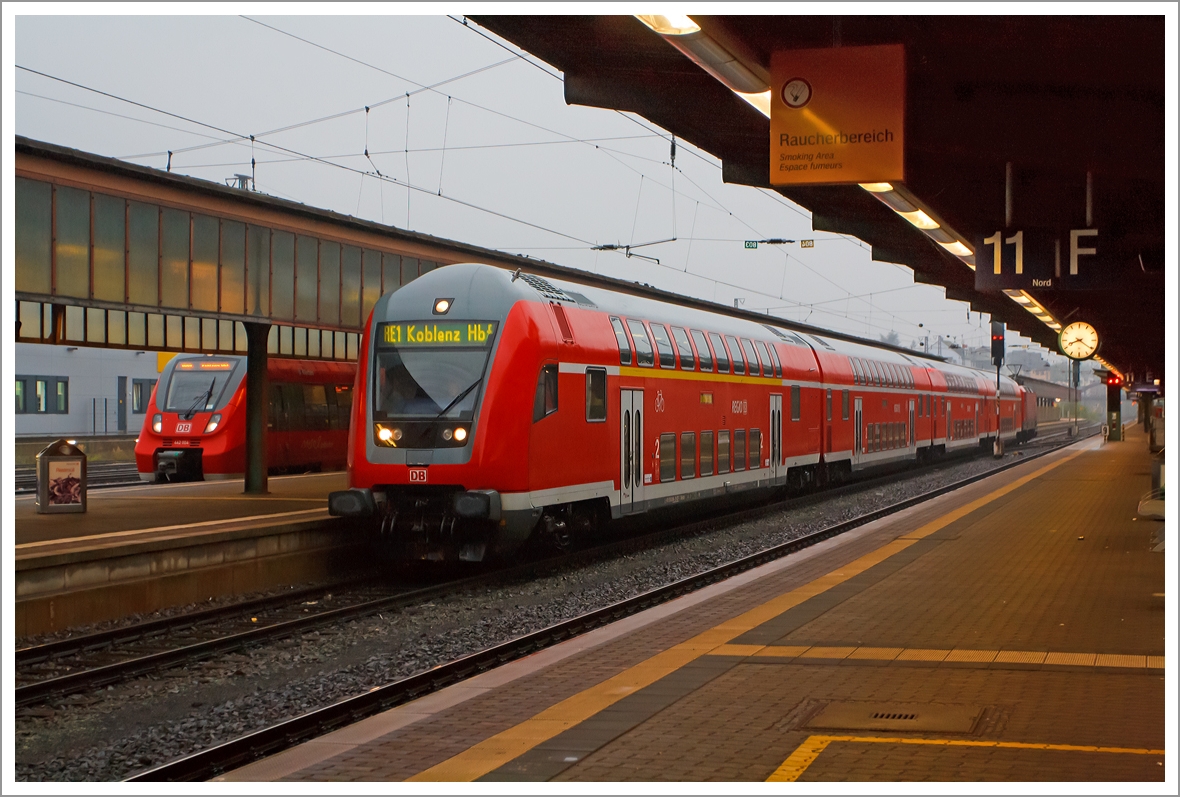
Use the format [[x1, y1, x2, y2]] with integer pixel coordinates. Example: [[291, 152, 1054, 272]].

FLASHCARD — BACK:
[[35, 438, 87, 514]]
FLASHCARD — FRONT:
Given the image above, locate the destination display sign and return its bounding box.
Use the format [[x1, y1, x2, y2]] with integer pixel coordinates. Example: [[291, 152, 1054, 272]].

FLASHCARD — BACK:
[[378, 321, 498, 347], [770, 44, 905, 186]]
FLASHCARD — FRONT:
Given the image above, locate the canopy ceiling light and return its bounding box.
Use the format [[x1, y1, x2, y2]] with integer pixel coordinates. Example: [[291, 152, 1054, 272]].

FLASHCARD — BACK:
[[635, 14, 772, 117], [858, 182, 976, 269]]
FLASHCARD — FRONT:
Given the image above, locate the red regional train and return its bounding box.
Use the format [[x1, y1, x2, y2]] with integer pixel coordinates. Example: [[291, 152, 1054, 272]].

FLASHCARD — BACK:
[[329, 263, 1036, 562], [136, 354, 356, 482]]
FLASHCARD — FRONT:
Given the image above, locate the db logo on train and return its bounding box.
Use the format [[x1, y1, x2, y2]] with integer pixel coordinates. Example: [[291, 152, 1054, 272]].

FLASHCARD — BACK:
[[409, 468, 429, 483]]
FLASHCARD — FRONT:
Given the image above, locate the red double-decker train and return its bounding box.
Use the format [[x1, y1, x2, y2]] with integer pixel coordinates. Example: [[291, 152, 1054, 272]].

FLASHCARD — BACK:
[[330, 263, 1036, 562], [135, 355, 356, 482]]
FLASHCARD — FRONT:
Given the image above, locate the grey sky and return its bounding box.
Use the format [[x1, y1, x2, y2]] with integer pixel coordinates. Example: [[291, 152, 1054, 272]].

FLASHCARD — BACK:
[[11, 11, 1060, 365]]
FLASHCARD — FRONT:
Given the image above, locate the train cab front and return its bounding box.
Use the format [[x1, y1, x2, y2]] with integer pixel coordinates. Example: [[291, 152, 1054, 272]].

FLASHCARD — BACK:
[[135, 355, 246, 482], [332, 265, 530, 562]]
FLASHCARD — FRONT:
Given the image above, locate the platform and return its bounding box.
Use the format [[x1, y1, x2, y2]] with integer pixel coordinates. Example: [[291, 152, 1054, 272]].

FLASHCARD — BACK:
[[14, 472, 357, 637], [224, 427, 1167, 783]]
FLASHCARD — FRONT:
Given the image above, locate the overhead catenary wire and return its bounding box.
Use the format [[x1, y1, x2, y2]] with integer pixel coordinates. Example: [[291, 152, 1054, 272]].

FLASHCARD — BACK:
[[16, 64, 598, 247]]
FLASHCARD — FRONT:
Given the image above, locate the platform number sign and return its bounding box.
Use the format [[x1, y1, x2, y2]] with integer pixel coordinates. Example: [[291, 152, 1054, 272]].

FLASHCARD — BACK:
[[975, 228, 1100, 291]]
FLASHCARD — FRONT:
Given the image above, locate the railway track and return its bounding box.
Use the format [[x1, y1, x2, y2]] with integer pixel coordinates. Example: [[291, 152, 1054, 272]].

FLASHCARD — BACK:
[[17, 425, 1093, 714], [101, 427, 1096, 781]]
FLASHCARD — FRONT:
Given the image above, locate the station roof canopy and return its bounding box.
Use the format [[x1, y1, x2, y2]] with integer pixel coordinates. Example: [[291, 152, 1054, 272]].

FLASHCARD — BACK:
[[473, 14, 1167, 382]]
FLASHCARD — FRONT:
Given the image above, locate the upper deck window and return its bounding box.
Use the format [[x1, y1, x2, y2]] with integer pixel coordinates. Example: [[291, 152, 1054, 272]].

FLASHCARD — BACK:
[[649, 323, 676, 368], [671, 327, 695, 370], [709, 332, 731, 374], [626, 319, 655, 367], [725, 335, 746, 375], [740, 339, 761, 376], [690, 330, 712, 372], [766, 343, 783, 378], [610, 317, 632, 366], [754, 341, 774, 377]]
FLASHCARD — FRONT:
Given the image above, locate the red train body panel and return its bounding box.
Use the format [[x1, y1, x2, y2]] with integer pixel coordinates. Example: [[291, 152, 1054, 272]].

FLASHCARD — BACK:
[[135, 355, 356, 482], [332, 264, 1035, 561]]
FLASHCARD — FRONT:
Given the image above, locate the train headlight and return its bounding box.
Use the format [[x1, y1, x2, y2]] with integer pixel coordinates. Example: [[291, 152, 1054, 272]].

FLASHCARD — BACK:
[[152, 414, 162, 434], [454, 427, 468, 442], [203, 414, 222, 434], [442, 428, 454, 441], [375, 424, 400, 446]]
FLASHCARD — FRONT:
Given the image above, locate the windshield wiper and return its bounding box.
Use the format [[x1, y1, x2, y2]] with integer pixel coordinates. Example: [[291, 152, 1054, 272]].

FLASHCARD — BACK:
[[182, 379, 216, 420], [434, 378, 482, 419]]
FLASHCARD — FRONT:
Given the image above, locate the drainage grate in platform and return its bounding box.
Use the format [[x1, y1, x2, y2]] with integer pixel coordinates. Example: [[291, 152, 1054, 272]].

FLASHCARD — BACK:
[[806, 702, 984, 733]]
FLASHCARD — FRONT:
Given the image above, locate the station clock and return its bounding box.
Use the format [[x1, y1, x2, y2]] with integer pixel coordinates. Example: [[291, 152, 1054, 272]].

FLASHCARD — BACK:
[[1058, 321, 1099, 360]]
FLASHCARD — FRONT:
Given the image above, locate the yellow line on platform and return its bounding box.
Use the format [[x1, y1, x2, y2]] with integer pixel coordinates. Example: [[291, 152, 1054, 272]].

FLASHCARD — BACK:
[[406, 448, 1084, 782], [767, 735, 1166, 781]]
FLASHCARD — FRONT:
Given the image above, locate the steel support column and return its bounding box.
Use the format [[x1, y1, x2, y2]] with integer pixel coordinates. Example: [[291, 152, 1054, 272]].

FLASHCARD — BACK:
[[244, 322, 270, 494]]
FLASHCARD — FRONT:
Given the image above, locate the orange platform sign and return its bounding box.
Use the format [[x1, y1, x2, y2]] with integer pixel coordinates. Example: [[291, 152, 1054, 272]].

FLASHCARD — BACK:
[[770, 44, 905, 186]]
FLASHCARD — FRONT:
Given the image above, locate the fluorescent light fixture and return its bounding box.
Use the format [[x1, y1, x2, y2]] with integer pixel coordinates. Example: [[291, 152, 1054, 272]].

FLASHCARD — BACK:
[[635, 14, 700, 35], [939, 240, 973, 257], [736, 90, 771, 118], [635, 15, 768, 94], [859, 183, 895, 193], [897, 209, 940, 230]]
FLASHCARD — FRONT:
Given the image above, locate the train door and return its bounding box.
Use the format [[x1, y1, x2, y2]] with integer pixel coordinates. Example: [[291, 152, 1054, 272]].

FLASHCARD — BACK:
[[769, 394, 782, 483], [619, 389, 645, 514], [909, 400, 915, 447], [853, 397, 863, 466]]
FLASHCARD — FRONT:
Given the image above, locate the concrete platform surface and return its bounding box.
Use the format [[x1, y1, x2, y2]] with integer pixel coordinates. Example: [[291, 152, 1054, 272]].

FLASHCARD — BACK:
[[222, 429, 1168, 783], [15, 471, 347, 548]]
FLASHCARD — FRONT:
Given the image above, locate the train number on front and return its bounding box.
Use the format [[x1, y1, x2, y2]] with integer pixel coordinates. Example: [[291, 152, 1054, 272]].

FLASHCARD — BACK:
[[408, 468, 428, 483]]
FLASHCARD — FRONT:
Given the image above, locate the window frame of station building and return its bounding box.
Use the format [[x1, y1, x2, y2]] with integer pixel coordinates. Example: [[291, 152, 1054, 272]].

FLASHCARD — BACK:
[[15, 375, 69, 414], [14, 176, 441, 361], [131, 378, 158, 414]]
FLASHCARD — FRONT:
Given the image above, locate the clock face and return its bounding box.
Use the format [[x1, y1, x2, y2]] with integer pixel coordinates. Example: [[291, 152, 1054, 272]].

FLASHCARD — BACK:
[[1059, 321, 1099, 360]]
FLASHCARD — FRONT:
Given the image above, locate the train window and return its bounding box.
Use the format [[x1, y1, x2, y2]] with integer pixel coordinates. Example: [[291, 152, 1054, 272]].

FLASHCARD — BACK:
[[863, 360, 874, 385], [842, 389, 850, 420], [740, 339, 761, 376], [671, 327, 695, 370], [533, 364, 559, 422], [734, 429, 747, 471], [874, 424, 881, 451], [680, 432, 696, 479], [700, 431, 714, 476], [790, 386, 801, 421], [871, 361, 884, 387], [725, 335, 746, 375], [610, 317, 633, 366], [334, 384, 353, 429], [283, 383, 305, 431], [690, 330, 713, 372], [767, 343, 783, 378], [749, 429, 762, 468], [585, 367, 607, 422], [826, 389, 833, 421], [268, 384, 284, 431], [849, 358, 861, 385], [649, 323, 676, 368], [659, 432, 677, 482], [303, 384, 330, 431], [626, 319, 655, 367], [708, 333, 730, 374], [754, 341, 774, 377], [888, 364, 898, 388], [717, 430, 731, 474]]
